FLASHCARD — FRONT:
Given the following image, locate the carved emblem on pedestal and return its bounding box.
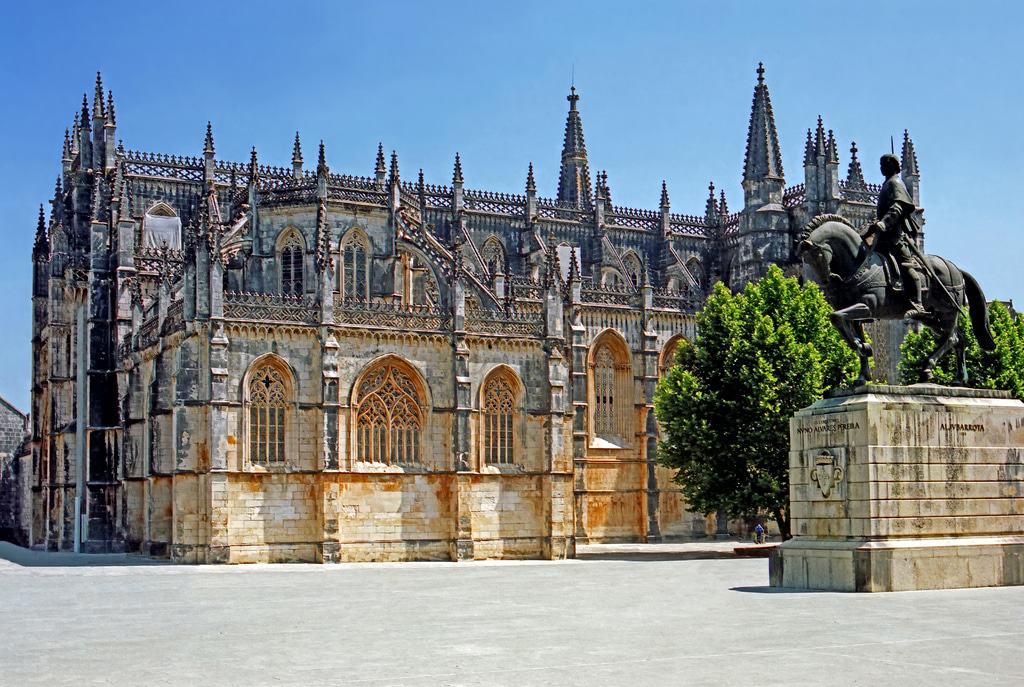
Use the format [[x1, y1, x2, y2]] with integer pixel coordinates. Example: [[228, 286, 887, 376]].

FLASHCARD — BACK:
[[810, 449, 844, 499]]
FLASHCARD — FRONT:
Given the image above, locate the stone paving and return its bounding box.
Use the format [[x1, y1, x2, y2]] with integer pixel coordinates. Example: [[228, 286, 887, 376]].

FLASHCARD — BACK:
[[0, 541, 1021, 686]]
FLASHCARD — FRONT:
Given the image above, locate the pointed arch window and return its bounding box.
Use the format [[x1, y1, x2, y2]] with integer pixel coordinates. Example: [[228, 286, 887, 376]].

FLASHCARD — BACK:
[[355, 362, 425, 465], [590, 335, 633, 447], [340, 229, 369, 302], [622, 253, 642, 288], [481, 371, 519, 465], [247, 362, 291, 465], [481, 237, 505, 276], [279, 232, 304, 295]]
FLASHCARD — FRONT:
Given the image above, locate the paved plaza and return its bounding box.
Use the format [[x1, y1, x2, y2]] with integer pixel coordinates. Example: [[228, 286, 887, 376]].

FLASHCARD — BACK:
[[1, 542, 1022, 686]]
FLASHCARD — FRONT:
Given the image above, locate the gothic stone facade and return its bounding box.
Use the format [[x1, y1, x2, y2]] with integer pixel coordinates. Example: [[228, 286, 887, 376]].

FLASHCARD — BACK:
[[18, 66, 924, 562]]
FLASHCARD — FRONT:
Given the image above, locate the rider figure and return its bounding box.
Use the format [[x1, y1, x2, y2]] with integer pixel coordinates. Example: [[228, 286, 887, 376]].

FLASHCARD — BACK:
[[863, 154, 927, 319]]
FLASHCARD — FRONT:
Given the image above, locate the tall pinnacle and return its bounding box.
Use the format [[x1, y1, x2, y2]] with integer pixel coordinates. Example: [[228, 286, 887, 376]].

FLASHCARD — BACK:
[[292, 132, 303, 167], [526, 162, 536, 194], [317, 140, 329, 177], [704, 181, 719, 222], [452, 152, 464, 185], [556, 85, 592, 207], [106, 90, 116, 126], [203, 122, 215, 156], [742, 62, 784, 182], [93, 72, 105, 119], [846, 141, 866, 188], [389, 150, 400, 185], [902, 130, 919, 176], [826, 129, 839, 163], [33, 205, 48, 258], [375, 142, 386, 178]]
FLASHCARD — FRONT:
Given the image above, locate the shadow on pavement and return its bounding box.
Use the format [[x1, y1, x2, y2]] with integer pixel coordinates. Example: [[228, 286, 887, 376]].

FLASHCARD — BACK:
[[0, 541, 168, 568], [730, 585, 829, 594], [576, 552, 739, 562]]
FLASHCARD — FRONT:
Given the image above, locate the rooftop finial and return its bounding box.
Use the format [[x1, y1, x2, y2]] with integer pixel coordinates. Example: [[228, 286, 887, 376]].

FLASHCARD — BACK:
[[902, 129, 919, 176], [742, 62, 784, 182], [33, 204, 48, 259], [719, 189, 729, 218], [815, 115, 827, 156], [292, 131, 303, 166], [660, 180, 670, 210], [526, 161, 536, 194], [93, 72, 104, 118], [106, 90, 116, 126], [389, 150, 400, 185], [375, 142, 386, 175], [452, 152, 464, 185], [249, 146, 259, 177], [705, 180, 719, 222], [80, 93, 90, 131], [417, 168, 425, 192], [803, 128, 814, 165], [203, 121, 215, 156], [317, 140, 329, 176], [846, 140, 866, 188], [558, 84, 592, 206], [826, 129, 839, 163]]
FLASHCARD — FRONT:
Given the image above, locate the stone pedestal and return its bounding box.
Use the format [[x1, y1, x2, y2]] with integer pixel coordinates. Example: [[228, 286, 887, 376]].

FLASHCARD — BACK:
[[770, 384, 1024, 592]]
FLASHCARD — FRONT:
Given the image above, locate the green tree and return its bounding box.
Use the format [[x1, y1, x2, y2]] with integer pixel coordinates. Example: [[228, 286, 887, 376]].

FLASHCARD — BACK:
[[654, 265, 857, 539], [898, 302, 1024, 398]]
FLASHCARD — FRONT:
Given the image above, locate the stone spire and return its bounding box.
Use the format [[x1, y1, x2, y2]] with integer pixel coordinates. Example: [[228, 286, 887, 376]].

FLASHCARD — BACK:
[[719, 189, 729, 218], [803, 128, 815, 166], [292, 132, 303, 178], [388, 150, 399, 186], [93, 72, 105, 119], [375, 142, 386, 186], [248, 146, 259, 185], [901, 129, 919, 176], [846, 141, 866, 188], [80, 93, 90, 133], [525, 162, 536, 194], [452, 152, 464, 186], [203, 122, 215, 156], [660, 180, 670, 210], [814, 115, 827, 158], [317, 140, 329, 177], [33, 205, 48, 259], [826, 129, 839, 163], [742, 63, 784, 182], [704, 181, 719, 223], [556, 86, 592, 207], [901, 130, 921, 205], [106, 90, 116, 126]]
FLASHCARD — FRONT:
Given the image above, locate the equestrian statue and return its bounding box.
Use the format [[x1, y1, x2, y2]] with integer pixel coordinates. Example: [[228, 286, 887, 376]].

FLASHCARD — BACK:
[[796, 153, 995, 386]]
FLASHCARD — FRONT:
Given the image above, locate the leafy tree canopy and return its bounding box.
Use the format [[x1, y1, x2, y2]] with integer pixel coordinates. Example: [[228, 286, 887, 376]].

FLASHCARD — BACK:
[[899, 301, 1024, 398], [654, 265, 857, 538]]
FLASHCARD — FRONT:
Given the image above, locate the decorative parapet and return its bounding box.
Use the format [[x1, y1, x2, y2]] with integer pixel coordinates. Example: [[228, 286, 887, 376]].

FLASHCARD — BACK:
[[465, 308, 545, 337], [334, 298, 451, 332], [838, 180, 881, 204], [224, 291, 318, 324], [580, 283, 635, 306]]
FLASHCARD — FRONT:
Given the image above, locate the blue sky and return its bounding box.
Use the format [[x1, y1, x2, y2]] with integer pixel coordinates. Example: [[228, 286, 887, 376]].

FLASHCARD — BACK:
[[0, 1, 1020, 410]]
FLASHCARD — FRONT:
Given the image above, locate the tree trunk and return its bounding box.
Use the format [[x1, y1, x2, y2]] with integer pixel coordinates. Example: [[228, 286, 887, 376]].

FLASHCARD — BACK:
[[773, 507, 791, 540]]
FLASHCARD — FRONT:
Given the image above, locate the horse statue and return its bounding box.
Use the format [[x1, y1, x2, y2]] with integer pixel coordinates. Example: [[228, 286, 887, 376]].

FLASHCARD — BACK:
[[795, 214, 995, 386]]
